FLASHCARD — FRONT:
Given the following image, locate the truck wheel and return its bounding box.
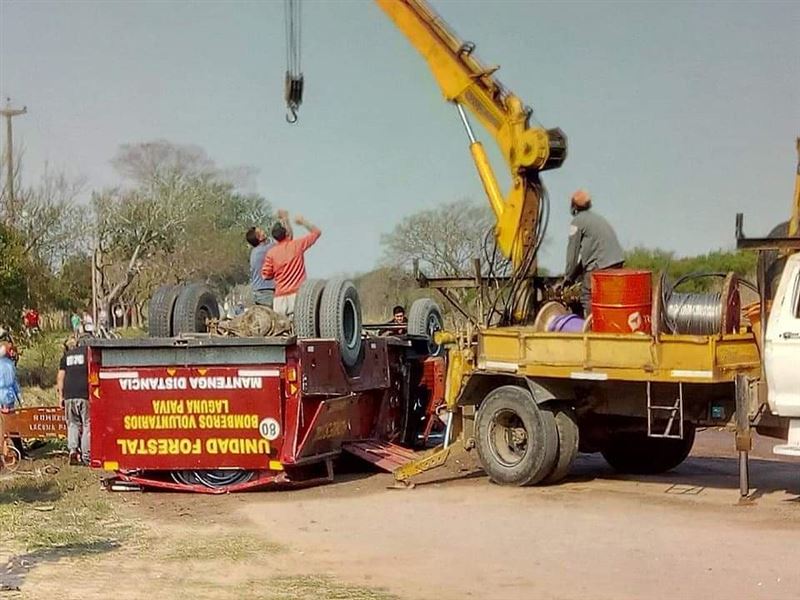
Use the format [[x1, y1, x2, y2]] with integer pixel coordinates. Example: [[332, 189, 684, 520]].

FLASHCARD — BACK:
[[407, 298, 444, 356], [294, 279, 326, 338], [542, 407, 579, 485], [601, 422, 696, 475], [475, 385, 558, 486], [758, 221, 789, 300], [172, 284, 220, 335], [319, 278, 363, 369], [148, 284, 183, 337]]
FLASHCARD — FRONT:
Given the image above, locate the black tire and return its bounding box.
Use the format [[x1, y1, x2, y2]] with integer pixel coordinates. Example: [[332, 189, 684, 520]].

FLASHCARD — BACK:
[[601, 422, 696, 475], [172, 283, 220, 335], [475, 385, 558, 486], [407, 298, 444, 357], [148, 284, 183, 337], [319, 278, 363, 369], [542, 407, 579, 485], [758, 221, 789, 300], [294, 279, 327, 338]]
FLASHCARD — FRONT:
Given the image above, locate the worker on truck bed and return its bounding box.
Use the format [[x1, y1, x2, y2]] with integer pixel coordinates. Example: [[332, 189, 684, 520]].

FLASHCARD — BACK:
[[246, 210, 293, 308], [563, 189, 625, 317], [261, 214, 321, 317]]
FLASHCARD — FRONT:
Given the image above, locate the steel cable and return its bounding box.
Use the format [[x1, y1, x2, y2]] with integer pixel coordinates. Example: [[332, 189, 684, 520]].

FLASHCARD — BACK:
[[665, 292, 723, 335]]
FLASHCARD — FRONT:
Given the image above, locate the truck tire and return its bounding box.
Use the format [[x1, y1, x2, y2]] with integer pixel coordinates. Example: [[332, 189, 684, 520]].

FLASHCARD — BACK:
[[542, 407, 579, 485], [148, 284, 183, 337], [475, 385, 558, 486], [319, 278, 363, 369], [601, 422, 696, 475], [758, 221, 789, 300], [294, 279, 327, 338], [407, 298, 444, 357], [172, 284, 220, 335]]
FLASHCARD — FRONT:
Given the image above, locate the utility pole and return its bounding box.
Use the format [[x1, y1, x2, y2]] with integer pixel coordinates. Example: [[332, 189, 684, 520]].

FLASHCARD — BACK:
[[1, 98, 27, 225]]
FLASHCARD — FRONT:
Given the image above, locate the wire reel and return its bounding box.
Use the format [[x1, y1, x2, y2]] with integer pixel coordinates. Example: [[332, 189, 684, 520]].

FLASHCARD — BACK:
[[661, 272, 741, 336]]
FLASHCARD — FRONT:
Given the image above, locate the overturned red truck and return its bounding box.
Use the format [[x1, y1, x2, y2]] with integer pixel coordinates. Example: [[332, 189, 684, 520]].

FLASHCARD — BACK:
[[87, 279, 445, 493]]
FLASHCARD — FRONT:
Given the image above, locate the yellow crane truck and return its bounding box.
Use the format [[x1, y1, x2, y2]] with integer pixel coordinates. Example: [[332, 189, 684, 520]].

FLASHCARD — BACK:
[[301, 1, 797, 498]]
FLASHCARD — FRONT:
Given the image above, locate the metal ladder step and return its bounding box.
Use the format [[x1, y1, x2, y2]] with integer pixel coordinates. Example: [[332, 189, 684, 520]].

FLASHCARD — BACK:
[[647, 381, 684, 439]]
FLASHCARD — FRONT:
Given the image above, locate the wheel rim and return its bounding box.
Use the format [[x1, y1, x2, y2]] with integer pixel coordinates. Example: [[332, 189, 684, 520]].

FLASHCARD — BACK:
[[343, 297, 358, 349], [426, 313, 442, 354], [487, 408, 529, 467]]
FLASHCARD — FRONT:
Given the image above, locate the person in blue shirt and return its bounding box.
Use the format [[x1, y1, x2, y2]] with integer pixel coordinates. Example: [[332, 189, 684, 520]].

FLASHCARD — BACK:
[[0, 341, 21, 411], [246, 210, 293, 308], [0, 340, 22, 466]]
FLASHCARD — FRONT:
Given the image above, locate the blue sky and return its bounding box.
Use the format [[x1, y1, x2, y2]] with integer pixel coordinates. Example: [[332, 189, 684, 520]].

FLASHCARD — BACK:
[[1, 0, 798, 276]]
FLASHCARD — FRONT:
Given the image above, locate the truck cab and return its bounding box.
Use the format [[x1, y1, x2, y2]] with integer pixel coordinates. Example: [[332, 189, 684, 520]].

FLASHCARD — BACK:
[[765, 253, 800, 455]]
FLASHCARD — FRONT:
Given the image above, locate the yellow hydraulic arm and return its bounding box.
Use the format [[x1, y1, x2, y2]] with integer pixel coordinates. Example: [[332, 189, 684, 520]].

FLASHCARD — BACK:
[[375, 0, 567, 271]]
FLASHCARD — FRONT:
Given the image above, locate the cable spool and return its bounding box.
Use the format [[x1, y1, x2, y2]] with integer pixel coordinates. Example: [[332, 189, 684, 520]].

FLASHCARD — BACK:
[[664, 273, 740, 335]]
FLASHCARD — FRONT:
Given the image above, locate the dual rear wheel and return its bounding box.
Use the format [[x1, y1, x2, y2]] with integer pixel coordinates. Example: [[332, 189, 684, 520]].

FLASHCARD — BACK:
[[475, 385, 578, 486], [148, 283, 220, 337], [474, 385, 695, 485]]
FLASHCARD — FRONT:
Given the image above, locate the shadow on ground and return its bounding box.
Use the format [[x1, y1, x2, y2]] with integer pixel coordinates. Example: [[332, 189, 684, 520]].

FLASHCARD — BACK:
[[0, 541, 121, 591], [0, 478, 63, 505], [567, 453, 800, 500]]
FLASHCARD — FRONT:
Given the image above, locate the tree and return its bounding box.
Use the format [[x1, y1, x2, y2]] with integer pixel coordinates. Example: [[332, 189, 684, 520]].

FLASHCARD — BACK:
[[0, 223, 28, 325], [625, 247, 757, 292], [16, 165, 89, 267], [381, 199, 494, 277], [94, 141, 272, 317]]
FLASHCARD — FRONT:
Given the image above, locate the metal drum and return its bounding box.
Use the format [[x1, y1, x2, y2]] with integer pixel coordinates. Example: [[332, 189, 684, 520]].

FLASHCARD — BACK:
[[591, 269, 652, 334]]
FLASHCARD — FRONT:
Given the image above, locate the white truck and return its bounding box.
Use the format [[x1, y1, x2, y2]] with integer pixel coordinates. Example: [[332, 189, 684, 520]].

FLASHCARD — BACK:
[[765, 252, 800, 456], [738, 137, 800, 468]]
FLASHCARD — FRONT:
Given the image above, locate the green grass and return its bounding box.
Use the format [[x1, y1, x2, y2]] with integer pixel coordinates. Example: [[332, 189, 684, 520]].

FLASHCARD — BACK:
[[165, 534, 285, 562], [238, 576, 398, 600], [0, 461, 132, 552], [15, 331, 65, 389]]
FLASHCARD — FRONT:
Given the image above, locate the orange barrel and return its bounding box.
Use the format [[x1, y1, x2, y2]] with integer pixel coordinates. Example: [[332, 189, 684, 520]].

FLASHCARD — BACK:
[[591, 269, 652, 334]]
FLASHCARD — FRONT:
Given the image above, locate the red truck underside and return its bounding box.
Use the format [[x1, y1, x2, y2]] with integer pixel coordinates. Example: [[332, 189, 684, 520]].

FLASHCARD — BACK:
[[87, 336, 443, 493]]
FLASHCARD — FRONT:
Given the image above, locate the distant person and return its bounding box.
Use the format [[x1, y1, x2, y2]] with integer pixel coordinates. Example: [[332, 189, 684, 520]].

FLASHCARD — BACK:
[[0, 341, 22, 411], [261, 214, 321, 317], [82, 310, 94, 334], [98, 307, 109, 329], [379, 305, 407, 336], [562, 189, 625, 317], [391, 305, 407, 327], [22, 307, 40, 336], [70, 312, 81, 334], [246, 210, 293, 308], [57, 336, 90, 465]]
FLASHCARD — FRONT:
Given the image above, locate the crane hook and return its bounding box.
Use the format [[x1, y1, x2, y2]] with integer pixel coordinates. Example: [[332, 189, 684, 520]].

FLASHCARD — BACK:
[[284, 72, 304, 125]]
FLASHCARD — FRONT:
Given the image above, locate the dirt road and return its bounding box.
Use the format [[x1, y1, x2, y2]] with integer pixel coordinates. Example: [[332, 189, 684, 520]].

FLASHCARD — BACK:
[[5, 430, 799, 600], [241, 431, 800, 600]]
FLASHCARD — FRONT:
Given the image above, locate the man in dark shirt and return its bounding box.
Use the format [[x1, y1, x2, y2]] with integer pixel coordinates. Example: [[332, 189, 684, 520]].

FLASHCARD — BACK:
[[57, 336, 90, 465], [563, 189, 625, 317]]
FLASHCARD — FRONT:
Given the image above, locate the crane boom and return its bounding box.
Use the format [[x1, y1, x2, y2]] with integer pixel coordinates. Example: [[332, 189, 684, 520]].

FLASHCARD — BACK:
[[375, 0, 567, 272]]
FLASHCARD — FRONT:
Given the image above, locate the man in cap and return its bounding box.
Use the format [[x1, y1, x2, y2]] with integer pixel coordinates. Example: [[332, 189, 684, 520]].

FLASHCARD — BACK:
[[57, 336, 90, 465], [562, 189, 625, 317]]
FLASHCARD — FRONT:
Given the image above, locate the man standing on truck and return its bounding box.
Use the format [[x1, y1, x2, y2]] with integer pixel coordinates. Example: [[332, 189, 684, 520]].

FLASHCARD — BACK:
[[246, 210, 294, 308], [57, 336, 90, 465], [562, 189, 625, 317], [261, 214, 321, 317]]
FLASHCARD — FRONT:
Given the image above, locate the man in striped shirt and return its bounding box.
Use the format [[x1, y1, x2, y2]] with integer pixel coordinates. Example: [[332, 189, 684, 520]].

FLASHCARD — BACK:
[[261, 214, 321, 316]]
